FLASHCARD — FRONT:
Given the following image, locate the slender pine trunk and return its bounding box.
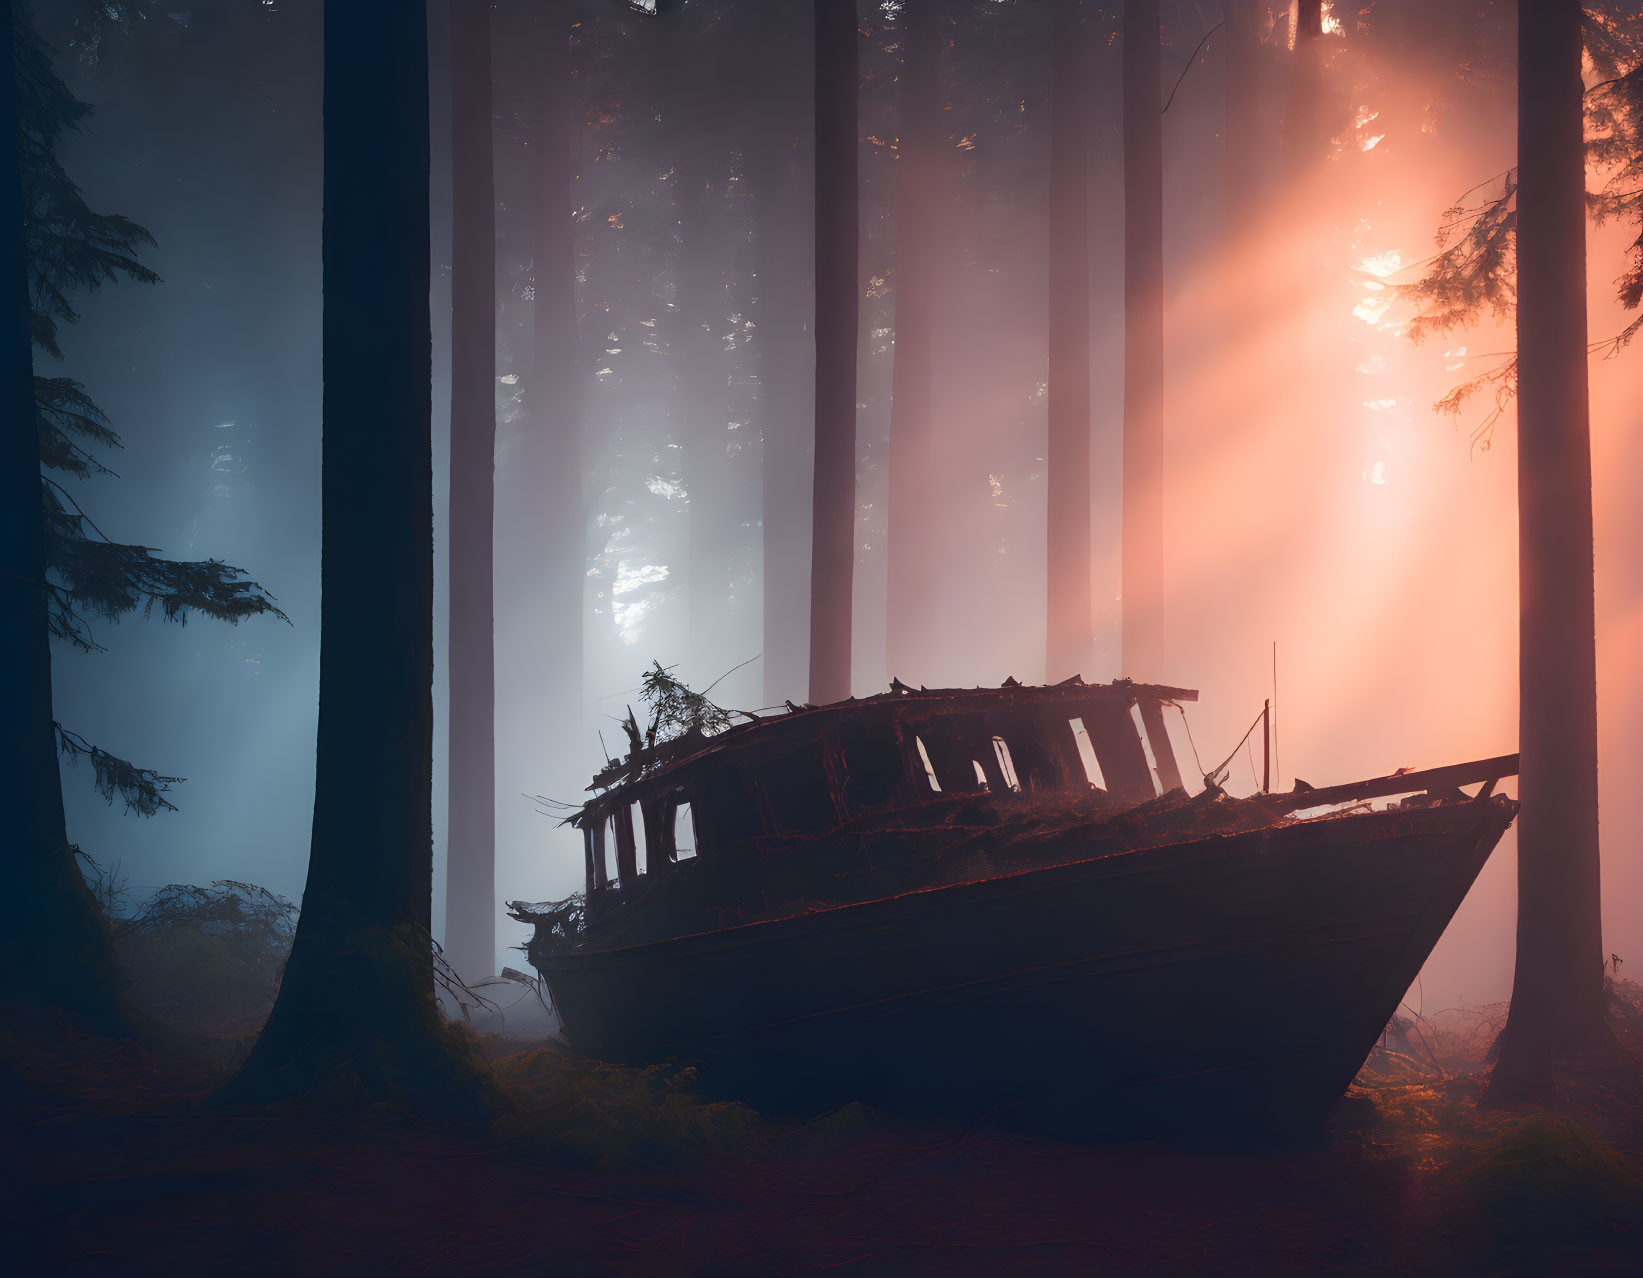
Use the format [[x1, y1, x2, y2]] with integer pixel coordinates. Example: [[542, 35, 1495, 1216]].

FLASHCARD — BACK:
[[808, 0, 860, 705], [1487, 0, 1604, 1104], [885, 3, 941, 685], [528, 6, 587, 787], [1045, 0, 1093, 682], [1285, 0, 1325, 174], [757, 127, 813, 708], [675, 159, 733, 680], [0, 5, 124, 1033], [1223, 0, 1263, 244], [445, 0, 497, 983], [1121, 0, 1164, 678]]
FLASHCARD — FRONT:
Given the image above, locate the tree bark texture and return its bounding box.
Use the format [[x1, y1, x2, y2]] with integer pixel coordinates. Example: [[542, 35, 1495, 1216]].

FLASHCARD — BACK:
[[808, 0, 860, 705], [1046, 0, 1093, 682], [445, 0, 497, 983], [226, 0, 485, 1112], [1121, 0, 1164, 679], [1488, 0, 1605, 1102]]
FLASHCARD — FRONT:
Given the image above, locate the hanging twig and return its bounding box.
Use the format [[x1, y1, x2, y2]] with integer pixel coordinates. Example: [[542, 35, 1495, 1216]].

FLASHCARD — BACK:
[[1162, 21, 1225, 115]]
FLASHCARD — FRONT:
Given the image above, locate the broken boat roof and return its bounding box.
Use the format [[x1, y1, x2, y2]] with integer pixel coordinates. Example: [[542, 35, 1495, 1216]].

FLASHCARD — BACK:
[[581, 675, 1198, 807]]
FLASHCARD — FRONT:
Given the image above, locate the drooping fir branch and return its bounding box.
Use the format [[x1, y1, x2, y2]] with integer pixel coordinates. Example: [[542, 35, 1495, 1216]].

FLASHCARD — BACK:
[[1433, 356, 1519, 455], [1396, 15, 1643, 442], [36, 375, 120, 477], [41, 481, 287, 653], [12, 7, 157, 361], [1586, 55, 1643, 343], [12, 6, 286, 659], [54, 723, 182, 817], [1398, 170, 1518, 347]]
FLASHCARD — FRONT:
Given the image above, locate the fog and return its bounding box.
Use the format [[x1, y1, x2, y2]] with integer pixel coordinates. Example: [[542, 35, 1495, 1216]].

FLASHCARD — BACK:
[[43, 0, 1642, 1008]]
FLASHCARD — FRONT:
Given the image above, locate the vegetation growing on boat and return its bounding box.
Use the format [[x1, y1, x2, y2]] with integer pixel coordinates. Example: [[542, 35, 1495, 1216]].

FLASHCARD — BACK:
[[624, 661, 735, 752]]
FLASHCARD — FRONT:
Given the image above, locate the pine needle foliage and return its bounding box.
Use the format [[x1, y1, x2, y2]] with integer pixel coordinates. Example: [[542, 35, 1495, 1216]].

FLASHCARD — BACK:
[[54, 723, 182, 816], [1400, 172, 1519, 347], [42, 481, 283, 653], [1587, 8, 1643, 344], [10, 5, 286, 809], [1398, 8, 1643, 442]]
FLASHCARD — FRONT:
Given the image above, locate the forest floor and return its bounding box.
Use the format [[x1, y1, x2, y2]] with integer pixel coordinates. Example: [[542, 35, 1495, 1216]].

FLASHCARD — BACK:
[[10, 982, 1643, 1276]]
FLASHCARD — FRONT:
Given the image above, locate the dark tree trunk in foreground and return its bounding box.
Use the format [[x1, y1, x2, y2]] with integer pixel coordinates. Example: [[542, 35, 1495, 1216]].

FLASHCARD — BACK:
[[0, 9, 124, 1033], [1045, 0, 1092, 682], [808, 0, 859, 705], [225, 0, 485, 1112], [885, 3, 941, 685], [1487, 0, 1605, 1104], [445, 0, 497, 983], [529, 7, 586, 786], [1121, 0, 1164, 678]]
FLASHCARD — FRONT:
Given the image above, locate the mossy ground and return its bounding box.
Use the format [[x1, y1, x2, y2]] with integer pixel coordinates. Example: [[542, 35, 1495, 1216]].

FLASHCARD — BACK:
[[10, 949, 1642, 1274]]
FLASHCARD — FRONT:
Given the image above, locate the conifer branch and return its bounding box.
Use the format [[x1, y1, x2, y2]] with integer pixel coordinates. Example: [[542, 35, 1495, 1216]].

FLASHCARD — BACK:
[[54, 724, 183, 817]]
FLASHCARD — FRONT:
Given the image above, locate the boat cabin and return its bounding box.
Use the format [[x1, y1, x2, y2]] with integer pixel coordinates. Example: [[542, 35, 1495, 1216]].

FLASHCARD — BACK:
[[571, 678, 1199, 899]]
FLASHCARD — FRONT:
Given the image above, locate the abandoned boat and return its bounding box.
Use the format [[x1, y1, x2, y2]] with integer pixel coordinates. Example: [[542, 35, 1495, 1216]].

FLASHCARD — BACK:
[[512, 678, 1518, 1136]]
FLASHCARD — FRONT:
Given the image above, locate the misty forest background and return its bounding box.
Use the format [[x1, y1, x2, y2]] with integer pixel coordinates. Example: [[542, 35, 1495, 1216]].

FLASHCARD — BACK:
[[34, 0, 1643, 1001]]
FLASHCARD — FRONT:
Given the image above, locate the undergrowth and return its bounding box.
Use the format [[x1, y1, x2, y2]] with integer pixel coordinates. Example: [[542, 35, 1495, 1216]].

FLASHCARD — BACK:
[[490, 1050, 762, 1170]]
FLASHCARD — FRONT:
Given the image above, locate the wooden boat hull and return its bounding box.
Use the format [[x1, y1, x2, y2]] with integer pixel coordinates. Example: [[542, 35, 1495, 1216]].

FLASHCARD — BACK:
[[535, 794, 1517, 1137]]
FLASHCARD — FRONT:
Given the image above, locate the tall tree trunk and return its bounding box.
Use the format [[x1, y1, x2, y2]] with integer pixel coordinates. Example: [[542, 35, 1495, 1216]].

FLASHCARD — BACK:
[[1121, 0, 1164, 678], [757, 131, 813, 708], [1487, 0, 1604, 1104], [1285, 0, 1325, 173], [1045, 0, 1093, 682], [528, 6, 586, 798], [224, 0, 485, 1112], [808, 0, 860, 705], [445, 0, 496, 983], [1223, 0, 1264, 243], [0, 6, 125, 1034], [885, 3, 941, 685], [675, 161, 734, 681]]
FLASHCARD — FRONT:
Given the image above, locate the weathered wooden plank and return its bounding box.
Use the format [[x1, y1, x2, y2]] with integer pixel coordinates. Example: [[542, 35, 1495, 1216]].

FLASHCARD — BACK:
[[1136, 697, 1184, 792], [613, 803, 638, 883], [1272, 754, 1519, 813]]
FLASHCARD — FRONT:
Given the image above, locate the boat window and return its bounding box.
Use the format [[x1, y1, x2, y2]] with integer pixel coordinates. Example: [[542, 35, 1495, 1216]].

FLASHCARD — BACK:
[[1129, 704, 1164, 796], [673, 801, 697, 860], [601, 814, 617, 887], [991, 737, 1022, 792], [1068, 718, 1107, 789], [631, 801, 649, 875], [914, 737, 942, 792]]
